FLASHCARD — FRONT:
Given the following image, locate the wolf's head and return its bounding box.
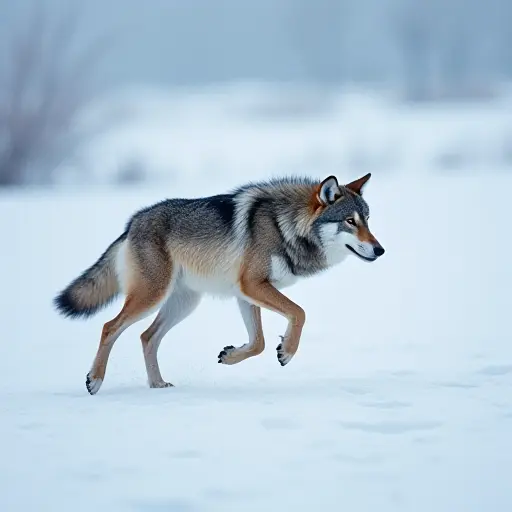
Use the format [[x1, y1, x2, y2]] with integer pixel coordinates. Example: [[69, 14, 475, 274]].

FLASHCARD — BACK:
[[313, 173, 385, 263]]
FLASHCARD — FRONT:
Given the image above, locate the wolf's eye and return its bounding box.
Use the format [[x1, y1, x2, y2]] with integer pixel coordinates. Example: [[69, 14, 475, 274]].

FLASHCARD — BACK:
[[345, 218, 356, 226]]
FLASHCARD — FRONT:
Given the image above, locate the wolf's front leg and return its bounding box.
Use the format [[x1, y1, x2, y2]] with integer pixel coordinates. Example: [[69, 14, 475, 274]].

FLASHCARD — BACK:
[[239, 280, 305, 366], [218, 298, 265, 364]]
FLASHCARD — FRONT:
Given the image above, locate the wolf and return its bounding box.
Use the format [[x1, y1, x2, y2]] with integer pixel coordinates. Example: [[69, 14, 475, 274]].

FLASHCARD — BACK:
[[54, 173, 385, 395]]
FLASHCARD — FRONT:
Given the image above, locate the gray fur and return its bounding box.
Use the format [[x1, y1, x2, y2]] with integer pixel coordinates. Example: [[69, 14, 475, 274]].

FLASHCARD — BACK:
[[54, 174, 384, 394], [53, 232, 127, 318], [55, 175, 380, 317], [315, 186, 370, 236]]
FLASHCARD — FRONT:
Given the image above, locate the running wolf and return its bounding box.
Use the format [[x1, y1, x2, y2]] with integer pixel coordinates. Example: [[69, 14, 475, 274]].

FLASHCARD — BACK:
[[54, 173, 385, 395]]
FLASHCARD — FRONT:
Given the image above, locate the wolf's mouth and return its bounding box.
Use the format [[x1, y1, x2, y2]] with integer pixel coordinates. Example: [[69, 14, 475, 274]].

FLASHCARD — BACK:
[[345, 244, 377, 262]]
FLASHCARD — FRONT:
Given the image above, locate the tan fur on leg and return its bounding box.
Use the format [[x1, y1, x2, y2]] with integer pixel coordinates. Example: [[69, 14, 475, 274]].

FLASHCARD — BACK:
[[218, 299, 265, 365], [140, 316, 169, 387], [240, 278, 305, 366], [86, 246, 173, 395]]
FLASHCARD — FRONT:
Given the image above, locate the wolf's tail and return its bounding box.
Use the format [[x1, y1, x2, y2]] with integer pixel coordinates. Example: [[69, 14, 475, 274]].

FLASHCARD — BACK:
[[53, 232, 128, 319]]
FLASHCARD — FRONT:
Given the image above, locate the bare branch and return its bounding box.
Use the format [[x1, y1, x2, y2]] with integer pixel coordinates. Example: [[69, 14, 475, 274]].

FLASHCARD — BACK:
[[0, 1, 109, 186]]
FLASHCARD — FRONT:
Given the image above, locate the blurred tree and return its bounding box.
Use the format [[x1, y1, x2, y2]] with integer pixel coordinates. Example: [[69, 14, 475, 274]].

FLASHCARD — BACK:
[[395, 0, 434, 101], [490, 0, 512, 78], [287, 0, 347, 85], [395, 0, 504, 101], [0, 2, 108, 186]]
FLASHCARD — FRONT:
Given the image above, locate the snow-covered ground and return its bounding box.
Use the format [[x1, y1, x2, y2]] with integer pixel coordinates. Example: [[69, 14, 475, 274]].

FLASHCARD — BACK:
[[1, 168, 511, 511]]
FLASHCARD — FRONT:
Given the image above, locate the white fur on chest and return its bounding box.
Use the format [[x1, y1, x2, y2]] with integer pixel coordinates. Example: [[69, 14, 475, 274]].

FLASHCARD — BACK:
[[269, 255, 299, 289], [320, 223, 350, 267]]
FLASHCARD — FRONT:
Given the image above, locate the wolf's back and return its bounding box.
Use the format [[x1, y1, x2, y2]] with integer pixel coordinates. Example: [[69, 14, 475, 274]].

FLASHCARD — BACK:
[[54, 232, 127, 319]]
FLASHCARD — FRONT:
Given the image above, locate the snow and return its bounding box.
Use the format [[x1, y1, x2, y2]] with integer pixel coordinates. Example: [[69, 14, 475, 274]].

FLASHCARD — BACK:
[[1, 169, 511, 512], [2, 82, 512, 510]]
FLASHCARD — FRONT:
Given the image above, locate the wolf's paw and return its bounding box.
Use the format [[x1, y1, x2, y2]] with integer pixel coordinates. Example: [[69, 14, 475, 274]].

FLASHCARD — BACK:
[[276, 337, 295, 366], [149, 380, 174, 389], [218, 345, 238, 365], [86, 372, 103, 395]]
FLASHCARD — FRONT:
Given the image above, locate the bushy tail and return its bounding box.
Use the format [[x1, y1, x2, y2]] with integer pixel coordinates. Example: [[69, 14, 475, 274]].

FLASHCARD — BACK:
[[54, 232, 127, 319]]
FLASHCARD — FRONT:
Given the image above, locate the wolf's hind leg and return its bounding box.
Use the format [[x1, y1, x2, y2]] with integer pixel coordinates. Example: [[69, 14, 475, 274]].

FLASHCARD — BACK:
[[218, 298, 265, 365], [86, 290, 168, 395], [86, 240, 173, 395], [141, 283, 201, 388]]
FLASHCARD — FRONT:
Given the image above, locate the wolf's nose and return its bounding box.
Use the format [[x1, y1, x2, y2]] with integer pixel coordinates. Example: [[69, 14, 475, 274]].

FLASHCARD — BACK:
[[373, 246, 385, 257]]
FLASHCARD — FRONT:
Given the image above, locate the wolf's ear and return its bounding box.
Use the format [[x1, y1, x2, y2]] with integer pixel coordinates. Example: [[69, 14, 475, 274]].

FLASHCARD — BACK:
[[345, 173, 371, 196], [318, 176, 341, 205]]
